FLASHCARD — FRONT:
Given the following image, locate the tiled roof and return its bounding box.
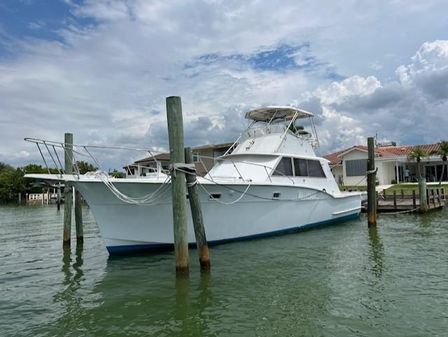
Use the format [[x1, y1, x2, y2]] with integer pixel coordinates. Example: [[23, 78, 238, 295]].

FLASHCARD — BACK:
[[130, 142, 233, 165], [324, 143, 442, 166], [134, 152, 171, 164]]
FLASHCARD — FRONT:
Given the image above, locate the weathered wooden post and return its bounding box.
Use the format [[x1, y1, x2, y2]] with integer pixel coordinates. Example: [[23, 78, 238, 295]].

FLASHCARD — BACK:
[[412, 190, 417, 208], [75, 190, 83, 244], [367, 137, 377, 227], [419, 177, 428, 213], [57, 184, 61, 211], [442, 188, 446, 205], [393, 190, 397, 210], [185, 147, 211, 270], [63, 133, 73, 246], [166, 96, 189, 274]]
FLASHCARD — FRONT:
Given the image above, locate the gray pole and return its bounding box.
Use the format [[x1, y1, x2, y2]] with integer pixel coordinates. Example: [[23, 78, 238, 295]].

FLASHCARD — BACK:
[[367, 137, 377, 227], [63, 133, 73, 246], [185, 147, 210, 270], [166, 96, 189, 274]]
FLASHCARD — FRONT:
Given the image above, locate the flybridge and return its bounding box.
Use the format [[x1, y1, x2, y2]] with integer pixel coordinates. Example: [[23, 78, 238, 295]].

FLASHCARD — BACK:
[[224, 106, 320, 157], [244, 106, 314, 122]]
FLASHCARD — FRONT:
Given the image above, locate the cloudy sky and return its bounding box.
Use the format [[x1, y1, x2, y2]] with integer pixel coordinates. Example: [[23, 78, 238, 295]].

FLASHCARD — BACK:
[[1, 0, 448, 170]]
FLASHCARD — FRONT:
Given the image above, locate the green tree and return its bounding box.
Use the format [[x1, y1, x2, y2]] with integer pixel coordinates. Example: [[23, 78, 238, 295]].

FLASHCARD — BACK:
[[76, 161, 97, 174], [434, 140, 448, 184], [0, 163, 26, 203], [110, 170, 125, 178], [407, 146, 428, 179]]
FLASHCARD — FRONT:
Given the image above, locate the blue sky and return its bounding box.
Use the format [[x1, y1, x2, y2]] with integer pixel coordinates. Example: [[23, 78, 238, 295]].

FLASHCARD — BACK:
[[1, 0, 448, 169]]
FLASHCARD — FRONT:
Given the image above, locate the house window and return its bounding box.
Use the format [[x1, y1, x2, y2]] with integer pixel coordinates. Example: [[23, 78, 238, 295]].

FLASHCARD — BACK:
[[213, 149, 227, 157], [192, 153, 201, 163], [346, 159, 367, 176], [273, 157, 293, 176]]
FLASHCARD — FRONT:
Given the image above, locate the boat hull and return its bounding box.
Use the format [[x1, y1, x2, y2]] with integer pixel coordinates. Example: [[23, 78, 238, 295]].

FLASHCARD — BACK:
[[73, 181, 361, 254]]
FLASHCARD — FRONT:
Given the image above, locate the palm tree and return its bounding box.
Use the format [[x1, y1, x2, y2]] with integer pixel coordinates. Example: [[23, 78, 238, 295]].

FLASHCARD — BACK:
[[434, 140, 448, 184], [407, 146, 428, 180]]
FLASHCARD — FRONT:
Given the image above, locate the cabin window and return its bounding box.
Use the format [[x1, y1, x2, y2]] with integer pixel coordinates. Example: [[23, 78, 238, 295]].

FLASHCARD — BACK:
[[307, 160, 326, 177], [273, 157, 326, 178], [293, 158, 308, 176], [273, 157, 293, 176], [346, 159, 367, 176]]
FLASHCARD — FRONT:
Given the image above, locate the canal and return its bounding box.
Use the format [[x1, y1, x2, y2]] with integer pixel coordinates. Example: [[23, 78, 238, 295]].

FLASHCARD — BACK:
[[0, 205, 447, 336]]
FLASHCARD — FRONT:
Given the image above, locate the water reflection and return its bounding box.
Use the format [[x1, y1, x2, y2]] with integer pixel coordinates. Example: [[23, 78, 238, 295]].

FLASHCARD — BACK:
[[367, 226, 384, 279], [51, 244, 85, 333]]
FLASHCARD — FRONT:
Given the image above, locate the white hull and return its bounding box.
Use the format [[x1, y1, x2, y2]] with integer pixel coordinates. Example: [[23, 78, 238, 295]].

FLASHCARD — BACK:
[[25, 106, 365, 254], [74, 181, 361, 253]]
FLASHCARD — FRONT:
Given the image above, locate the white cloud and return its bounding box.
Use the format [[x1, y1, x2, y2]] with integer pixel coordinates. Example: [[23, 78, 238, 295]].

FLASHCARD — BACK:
[[0, 1, 448, 168], [397, 40, 448, 85], [315, 76, 381, 105]]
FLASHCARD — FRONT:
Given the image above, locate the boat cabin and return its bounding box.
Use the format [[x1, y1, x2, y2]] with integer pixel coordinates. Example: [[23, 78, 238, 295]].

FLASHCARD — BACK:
[[205, 106, 338, 193]]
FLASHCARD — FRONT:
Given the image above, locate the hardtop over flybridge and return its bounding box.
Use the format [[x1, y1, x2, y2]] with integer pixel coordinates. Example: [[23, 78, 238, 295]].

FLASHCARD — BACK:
[[25, 106, 362, 254]]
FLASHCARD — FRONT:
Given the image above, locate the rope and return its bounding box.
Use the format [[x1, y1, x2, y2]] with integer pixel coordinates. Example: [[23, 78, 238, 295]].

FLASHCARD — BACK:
[[90, 171, 172, 205], [199, 182, 252, 205]]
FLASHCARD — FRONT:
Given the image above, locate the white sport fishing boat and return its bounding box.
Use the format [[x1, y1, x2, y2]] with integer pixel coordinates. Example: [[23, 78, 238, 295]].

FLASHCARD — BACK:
[[26, 106, 362, 254]]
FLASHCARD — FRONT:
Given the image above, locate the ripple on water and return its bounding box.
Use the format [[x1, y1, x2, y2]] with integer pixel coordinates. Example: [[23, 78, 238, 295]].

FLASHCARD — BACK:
[[1, 205, 448, 336]]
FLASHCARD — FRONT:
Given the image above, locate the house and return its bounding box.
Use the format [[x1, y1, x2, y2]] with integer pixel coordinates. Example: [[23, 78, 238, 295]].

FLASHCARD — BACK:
[[324, 142, 447, 186], [124, 142, 234, 177]]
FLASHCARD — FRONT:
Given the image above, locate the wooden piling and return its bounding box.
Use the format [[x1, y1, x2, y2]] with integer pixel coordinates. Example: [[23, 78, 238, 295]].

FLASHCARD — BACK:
[[185, 147, 210, 271], [166, 96, 189, 274], [75, 190, 83, 244], [393, 191, 397, 210], [367, 137, 377, 227], [419, 177, 428, 213], [63, 133, 73, 246], [57, 184, 61, 211], [412, 190, 416, 208]]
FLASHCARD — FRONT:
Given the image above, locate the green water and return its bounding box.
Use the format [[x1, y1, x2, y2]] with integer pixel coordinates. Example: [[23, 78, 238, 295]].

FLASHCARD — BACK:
[[0, 205, 447, 337]]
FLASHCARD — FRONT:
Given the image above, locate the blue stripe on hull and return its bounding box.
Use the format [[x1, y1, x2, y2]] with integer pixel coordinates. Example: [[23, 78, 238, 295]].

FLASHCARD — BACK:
[[106, 212, 360, 255]]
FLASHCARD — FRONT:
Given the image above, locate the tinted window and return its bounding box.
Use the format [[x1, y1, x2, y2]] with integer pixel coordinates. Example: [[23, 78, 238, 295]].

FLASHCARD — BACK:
[[307, 160, 326, 177], [273, 157, 293, 176], [346, 159, 367, 176], [293, 158, 308, 176]]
